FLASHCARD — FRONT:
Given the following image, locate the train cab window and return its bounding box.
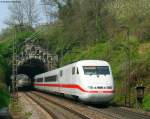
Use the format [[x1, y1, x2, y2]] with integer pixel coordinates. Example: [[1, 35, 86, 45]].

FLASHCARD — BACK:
[[97, 66, 110, 75], [60, 70, 63, 77], [83, 66, 110, 75], [72, 67, 75, 75]]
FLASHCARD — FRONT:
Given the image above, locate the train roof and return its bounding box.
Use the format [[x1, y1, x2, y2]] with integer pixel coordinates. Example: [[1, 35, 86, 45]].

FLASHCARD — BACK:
[[75, 60, 109, 65], [57, 60, 109, 67], [34, 60, 110, 78]]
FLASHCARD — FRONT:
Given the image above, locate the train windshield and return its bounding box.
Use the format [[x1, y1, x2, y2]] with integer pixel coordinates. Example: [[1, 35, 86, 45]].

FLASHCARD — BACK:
[[83, 66, 110, 75]]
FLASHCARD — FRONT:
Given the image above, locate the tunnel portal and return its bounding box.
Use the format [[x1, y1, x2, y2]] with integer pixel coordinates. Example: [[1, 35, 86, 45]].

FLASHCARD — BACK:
[[15, 40, 58, 89], [17, 58, 48, 86]]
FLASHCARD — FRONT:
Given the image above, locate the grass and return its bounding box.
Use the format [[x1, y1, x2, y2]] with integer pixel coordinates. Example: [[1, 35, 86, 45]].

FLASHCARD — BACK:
[[24, 112, 32, 118]]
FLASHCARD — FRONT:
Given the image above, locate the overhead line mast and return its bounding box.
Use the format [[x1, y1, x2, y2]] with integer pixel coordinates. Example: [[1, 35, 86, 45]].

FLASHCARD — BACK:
[[0, 0, 21, 102]]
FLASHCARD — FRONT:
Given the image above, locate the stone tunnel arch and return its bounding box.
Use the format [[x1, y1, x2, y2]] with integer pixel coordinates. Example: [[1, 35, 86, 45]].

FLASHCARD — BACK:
[[17, 58, 48, 86], [16, 41, 58, 88]]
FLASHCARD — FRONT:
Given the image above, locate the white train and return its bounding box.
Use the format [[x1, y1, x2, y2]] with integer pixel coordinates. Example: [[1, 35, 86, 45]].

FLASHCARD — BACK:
[[34, 60, 114, 103], [16, 74, 31, 88]]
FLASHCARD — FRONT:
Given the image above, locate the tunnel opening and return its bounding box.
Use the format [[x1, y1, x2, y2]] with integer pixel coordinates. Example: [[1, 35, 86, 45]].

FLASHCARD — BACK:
[[17, 58, 47, 88]]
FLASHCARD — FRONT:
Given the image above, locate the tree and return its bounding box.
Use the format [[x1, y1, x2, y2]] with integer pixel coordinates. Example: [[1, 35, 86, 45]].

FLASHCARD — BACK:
[[5, 2, 24, 26], [23, 0, 39, 26], [6, 0, 39, 27], [41, 0, 59, 24]]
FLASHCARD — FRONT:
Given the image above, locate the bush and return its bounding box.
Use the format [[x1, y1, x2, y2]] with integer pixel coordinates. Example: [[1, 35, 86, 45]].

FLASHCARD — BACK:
[[0, 87, 10, 109], [143, 94, 150, 111]]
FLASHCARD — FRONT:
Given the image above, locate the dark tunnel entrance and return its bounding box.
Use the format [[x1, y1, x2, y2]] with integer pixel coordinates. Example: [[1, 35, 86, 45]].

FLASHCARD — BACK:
[[17, 58, 47, 87]]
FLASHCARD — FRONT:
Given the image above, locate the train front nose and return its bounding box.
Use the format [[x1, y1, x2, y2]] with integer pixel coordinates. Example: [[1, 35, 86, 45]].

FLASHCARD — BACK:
[[79, 92, 114, 103], [79, 80, 114, 103]]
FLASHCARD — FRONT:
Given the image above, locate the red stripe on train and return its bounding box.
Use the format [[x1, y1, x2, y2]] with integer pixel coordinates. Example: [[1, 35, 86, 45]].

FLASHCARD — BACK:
[[33, 83, 114, 94]]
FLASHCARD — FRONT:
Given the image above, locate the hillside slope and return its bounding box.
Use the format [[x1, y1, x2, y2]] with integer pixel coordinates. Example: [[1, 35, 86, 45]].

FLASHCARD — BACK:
[[0, 0, 149, 111]]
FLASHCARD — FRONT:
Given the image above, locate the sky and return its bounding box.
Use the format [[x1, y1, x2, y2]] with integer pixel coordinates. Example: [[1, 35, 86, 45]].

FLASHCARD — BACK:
[[0, 0, 47, 32], [0, 3, 9, 31]]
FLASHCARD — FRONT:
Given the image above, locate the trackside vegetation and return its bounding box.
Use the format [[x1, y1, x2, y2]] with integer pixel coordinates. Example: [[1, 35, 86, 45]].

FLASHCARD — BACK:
[[0, 87, 10, 109], [0, 29, 33, 109], [0, 68, 10, 109], [0, 0, 149, 111]]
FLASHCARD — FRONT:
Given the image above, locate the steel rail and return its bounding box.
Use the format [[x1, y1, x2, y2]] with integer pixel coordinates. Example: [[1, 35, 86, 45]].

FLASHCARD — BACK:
[[30, 91, 150, 119], [111, 107, 150, 119], [88, 106, 150, 119], [25, 92, 58, 119], [30, 91, 91, 119]]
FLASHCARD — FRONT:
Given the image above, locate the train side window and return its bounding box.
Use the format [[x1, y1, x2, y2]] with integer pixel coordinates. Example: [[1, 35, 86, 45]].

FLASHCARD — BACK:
[[45, 75, 57, 82], [60, 70, 63, 77], [37, 78, 43, 82], [72, 67, 75, 75], [77, 67, 79, 74]]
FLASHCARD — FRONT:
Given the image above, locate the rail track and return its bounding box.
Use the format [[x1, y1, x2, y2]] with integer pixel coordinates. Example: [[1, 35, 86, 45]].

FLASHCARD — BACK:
[[88, 106, 150, 119], [27, 91, 150, 119], [25, 92, 91, 119], [25, 93, 58, 119]]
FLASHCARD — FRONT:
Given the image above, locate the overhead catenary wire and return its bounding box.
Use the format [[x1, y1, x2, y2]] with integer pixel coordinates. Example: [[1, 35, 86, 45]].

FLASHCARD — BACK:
[[0, 0, 21, 104]]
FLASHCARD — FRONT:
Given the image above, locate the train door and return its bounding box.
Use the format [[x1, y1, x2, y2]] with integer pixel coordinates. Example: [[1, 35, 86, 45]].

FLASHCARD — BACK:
[[59, 70, 63, 93], [42, 74, 45, 90], [64, 66, 74, 96], [72, 66, 75, 83], [65, 66, 72, 94], [70, 66, 76, 94]]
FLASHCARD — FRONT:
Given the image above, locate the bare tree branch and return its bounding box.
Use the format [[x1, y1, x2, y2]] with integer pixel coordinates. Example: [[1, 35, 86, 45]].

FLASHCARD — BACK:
[[6, 0, 39, 27]]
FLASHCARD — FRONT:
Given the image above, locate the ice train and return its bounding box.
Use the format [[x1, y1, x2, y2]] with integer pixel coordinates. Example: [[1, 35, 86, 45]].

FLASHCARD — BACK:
[[34, 60, 114, 103], [15, 74, 31, 88]]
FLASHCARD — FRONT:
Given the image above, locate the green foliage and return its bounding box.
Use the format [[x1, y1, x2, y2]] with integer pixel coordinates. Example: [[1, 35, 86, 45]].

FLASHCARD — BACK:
[[0, 0, 149, 110], [0, 27, 34, 109], [25, 112, 32, 118], [113, 79, 125, 105], [0, 28, 34, 84], [0, 88, 10, 109], [107, 0, 150, 40], [143, 94, 150, 111], [37, 0, 150, 108], [62, 42, 107, 65]]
